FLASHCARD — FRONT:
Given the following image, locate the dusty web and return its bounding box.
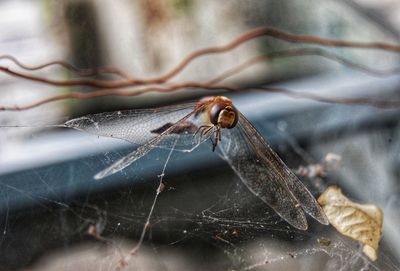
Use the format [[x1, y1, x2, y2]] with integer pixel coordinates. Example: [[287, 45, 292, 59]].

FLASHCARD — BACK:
[[0, 114, 399, 271]]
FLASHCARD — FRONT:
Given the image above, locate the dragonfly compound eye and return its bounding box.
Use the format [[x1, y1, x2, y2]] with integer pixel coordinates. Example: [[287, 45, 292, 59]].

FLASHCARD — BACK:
[[210, 103, 238, 129]]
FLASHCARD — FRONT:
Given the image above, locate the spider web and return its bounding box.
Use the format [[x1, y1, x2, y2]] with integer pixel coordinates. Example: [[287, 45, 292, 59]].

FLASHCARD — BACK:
[[0, 115, 399, 271]]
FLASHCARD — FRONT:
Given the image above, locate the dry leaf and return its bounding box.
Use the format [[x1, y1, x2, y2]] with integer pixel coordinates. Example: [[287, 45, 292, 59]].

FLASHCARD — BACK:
[[318, 185, 383, 261]]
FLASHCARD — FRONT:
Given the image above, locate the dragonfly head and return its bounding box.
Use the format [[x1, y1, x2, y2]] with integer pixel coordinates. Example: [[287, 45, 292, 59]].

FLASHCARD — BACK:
[[210, 102, 239, 129]]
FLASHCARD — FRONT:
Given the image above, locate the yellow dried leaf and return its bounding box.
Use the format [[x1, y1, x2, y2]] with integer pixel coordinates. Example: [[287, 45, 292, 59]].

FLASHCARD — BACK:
[[318, 185, 383, 261]]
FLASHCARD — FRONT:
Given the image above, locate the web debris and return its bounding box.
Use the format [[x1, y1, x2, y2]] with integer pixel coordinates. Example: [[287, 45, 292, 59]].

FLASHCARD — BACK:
[[116, 138, 178, 269]]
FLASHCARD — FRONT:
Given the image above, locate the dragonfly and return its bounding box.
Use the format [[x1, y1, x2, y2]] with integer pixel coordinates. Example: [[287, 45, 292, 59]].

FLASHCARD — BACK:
[[65, 96, 329, 230]]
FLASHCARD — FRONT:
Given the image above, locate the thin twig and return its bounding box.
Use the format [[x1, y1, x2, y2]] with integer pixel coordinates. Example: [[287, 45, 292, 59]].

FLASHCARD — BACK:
[[2, 27, 400, 88], [0, 66, 137, 88], [1, 82, 399, 111], [0, 82, 234, 111], [0, 55, 133, 80], [160, 26, 400, 84], [3, 46, 400, 111], [259, 86, 400, 108], [207, 47, 400, 85]]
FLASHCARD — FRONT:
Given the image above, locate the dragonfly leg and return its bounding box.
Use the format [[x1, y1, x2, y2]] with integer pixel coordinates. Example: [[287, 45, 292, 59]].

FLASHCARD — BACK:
[[193, 125, 214, 145], [201, 126, 214, 137], [211, 137, 216, 151], [217, 127, 222, 141], [201, 126, 214, 147], [193, 126, 202, 138], [193, 125, 210, 138], [211, 125, 221, 152]]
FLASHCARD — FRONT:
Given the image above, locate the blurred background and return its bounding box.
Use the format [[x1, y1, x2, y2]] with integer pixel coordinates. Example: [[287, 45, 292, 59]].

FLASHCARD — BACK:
[[0, 0, 400, 270]]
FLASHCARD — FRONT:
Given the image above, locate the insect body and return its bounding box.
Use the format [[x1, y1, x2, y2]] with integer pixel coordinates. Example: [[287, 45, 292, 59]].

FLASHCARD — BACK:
[[194, 96, 239, 151], [66, 96, 328, 230]]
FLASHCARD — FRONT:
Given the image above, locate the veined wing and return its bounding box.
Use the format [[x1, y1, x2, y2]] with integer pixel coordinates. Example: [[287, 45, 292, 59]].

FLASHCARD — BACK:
[[94, 104, 210, 180], [218, 112, 328, 230], [65, 102, 210, 152]]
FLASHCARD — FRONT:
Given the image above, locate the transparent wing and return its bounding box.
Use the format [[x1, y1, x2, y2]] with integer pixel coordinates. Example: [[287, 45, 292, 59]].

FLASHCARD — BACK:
[[94, 104, 211, 180], [65, 102, 209, 152], [218, 112, 328, 230]]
